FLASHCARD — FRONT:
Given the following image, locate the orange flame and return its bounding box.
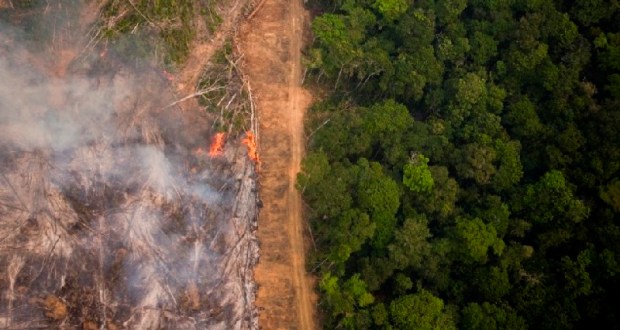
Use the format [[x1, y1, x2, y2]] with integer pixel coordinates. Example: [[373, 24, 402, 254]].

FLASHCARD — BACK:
[[209, 133, 226, 157], [242, 131, 260, 165]]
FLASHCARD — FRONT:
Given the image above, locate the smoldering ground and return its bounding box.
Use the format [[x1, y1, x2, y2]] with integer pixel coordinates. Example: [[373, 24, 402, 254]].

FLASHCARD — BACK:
[[0, 2, 258, 329]]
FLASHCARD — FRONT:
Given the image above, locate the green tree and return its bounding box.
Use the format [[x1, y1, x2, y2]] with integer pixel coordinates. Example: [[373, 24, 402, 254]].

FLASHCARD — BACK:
[[297, 151, 352, 220], [454, 217, 505, 263], [436, 34, 471, 64], [364, 100, 414, 164], [569, 0, 618, 26], [311, 14, 354, 72], [320, 273, 375, 327], [373, 0, 408, 21], [448, 72, 488, 124], [388, 215, 432, 270], [403, 153, 434, 192], [521, 170, 589, 224], [461, 302, 527, 330], [456, 143, 497, 185], [411, 166, 459, 222], [435, 0, 467, 26], [474, 195, 511, 237], [600, 179, 620, 212], [492, 140, 523, 191], [311, 9, 376, 78], [503, 97, 544, 139], [389, 290, 456, 329], [311, 105, 372, 161], [561, 249, 593, 298], [324, 209, 376, 274], [355, 159, 400, 249], [473, 266, 512, 301], [469, 31, 499, 66]]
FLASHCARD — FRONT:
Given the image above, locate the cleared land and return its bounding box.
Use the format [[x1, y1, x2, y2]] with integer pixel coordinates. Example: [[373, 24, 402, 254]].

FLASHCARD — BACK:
[[238, 0, 317, 328]]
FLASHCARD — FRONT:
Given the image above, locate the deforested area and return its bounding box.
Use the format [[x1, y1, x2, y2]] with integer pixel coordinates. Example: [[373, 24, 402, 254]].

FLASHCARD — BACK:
[[0, 0, 259, 328]]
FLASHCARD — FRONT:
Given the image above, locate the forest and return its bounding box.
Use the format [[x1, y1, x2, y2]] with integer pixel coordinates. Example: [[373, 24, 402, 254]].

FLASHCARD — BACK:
[[297, 0, 620, 328]]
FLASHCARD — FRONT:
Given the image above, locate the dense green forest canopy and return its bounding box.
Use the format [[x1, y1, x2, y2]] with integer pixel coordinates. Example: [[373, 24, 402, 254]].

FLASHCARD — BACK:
[[298, 0, 620, 328]]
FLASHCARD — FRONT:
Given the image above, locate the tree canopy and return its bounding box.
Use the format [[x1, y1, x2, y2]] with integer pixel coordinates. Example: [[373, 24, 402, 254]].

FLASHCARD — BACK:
[[299, 0, 620, 327]]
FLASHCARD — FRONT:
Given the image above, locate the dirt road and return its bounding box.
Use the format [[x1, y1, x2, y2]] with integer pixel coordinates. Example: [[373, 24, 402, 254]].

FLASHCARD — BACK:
[[238, 0, 317, 329]]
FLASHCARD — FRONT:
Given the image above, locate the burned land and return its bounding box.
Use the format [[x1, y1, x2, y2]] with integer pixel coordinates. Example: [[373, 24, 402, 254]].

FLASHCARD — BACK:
[[0, 0, 260, 328]]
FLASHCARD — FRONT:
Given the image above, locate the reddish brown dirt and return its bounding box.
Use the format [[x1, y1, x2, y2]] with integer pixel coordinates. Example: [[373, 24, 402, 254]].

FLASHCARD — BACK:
[[238, 0, 317, 329]]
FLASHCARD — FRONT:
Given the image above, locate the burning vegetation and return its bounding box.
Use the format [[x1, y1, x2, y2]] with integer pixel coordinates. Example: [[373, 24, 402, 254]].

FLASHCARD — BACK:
[[242, 131, 260, 165], [209, 132, 227, 157]]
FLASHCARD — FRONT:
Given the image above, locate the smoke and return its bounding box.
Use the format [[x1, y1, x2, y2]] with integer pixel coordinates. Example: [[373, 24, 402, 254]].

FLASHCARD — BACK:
[[0, 60, 118, 152], [0, 3, 257, 329]]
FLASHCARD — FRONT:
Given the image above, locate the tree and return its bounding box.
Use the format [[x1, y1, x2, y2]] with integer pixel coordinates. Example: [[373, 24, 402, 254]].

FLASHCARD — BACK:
[[311, 9, 376, 78], [389, 290, 456, 330], [448, 72, 488, 124], [373, 0, 408, 21], [363, 100, 414, 164], [297, 152, 353, 220], [296, 150, 330, 191], [323, 208, 375, 274], [435, 0, 467, 26], [436, 34, 471, 64], [457, 72, 487, 106], [454, 217, 505, 263], [474, 195, 511, 237], [461, 302, 527, 330], [354, 159, 400, 249], [492, 140, 523, 191], [460, 112, 503, 143], [600, 179, 620, 212], [320, 273, 375, 328], [521, 170, 589, 225], [503, 97, 544, 139], [469, 31, 499, 66], [371, 302, 389, 326], [403, 153, 434, 193], [473, 266, 511, 301], [561, 249, 593, 298], [311, 104, 373, 161], [311, 14, 355, 73], [456, 143, 497, 185], [385, 46, 443, 101], [388, 215, 432, 270], [569, 0, 617, 26], [410, 166, 459, 222]]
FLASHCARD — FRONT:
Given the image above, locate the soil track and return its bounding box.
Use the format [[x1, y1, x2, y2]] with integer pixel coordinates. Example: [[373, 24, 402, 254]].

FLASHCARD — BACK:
[[238, 0, 317, 329]]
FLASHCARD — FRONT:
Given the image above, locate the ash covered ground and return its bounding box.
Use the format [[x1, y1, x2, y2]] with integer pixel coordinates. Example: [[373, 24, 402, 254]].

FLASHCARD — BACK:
[[0, 2, 259, 329]]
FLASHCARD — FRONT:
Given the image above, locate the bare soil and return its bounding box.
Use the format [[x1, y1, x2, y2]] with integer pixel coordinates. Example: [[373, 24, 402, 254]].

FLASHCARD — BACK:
[[238, 0, 317, 329]]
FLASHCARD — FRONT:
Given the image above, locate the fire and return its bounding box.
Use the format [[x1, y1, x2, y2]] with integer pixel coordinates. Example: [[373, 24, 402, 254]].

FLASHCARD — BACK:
[[242, 131, 260, 165], [209, 132, 226, 157]]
